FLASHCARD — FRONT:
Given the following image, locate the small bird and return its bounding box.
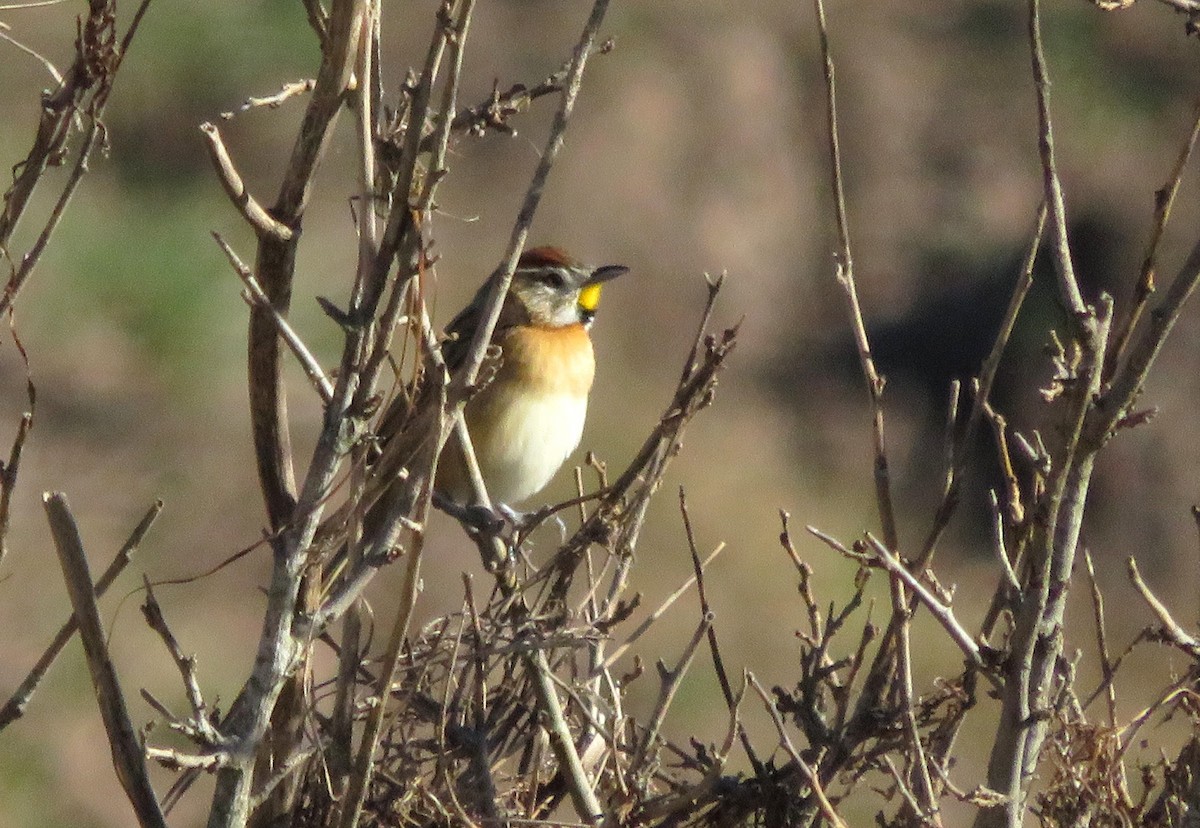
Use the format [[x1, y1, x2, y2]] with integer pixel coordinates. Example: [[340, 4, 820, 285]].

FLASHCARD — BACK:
[[373, 246, 628, 519]]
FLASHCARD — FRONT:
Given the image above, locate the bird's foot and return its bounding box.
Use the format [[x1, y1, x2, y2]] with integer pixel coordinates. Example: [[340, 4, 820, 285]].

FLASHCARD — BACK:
[[508, 504, 568, 543], [432, 491, 505, 534], [433, 495, 568, 550]]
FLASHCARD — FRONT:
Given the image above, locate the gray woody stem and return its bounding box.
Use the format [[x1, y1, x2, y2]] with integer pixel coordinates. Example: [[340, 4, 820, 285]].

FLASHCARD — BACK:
[[976, 2, 1115, 824], [206, 4, 369, 827]]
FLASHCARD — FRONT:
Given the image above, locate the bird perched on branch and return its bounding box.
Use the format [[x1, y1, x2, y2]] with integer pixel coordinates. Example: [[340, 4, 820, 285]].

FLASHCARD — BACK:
[[370, 246, 628, 524]]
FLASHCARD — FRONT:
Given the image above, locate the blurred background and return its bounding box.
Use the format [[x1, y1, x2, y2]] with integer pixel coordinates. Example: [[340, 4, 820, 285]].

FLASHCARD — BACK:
[[2, 1, 1200, 825]]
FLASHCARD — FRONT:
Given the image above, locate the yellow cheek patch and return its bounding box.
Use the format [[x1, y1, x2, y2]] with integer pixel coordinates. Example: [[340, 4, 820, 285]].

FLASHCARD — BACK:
[[578, 283, 603, 312]]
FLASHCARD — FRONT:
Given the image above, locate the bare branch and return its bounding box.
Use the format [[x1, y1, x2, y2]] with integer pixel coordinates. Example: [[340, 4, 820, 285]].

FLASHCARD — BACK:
[[812, 0, 898, 553], [1127, 557, 1200, 658], [44, 492, 167, 828], [598, 541, 726, 673], [678, 487, 763, 774], [528, 647, 605, 824], [1105, 99, 1200, 380], [917, 202, 1046, 568], [1029, 0, 1089, 325], [207, 2, 370, 825], [1081, 550, 1118, 727], [632, 613, 712, 775], [141, 577, 224, 747], [219, 79, 316, 120], [1, 0, 154, 315], [199, 123, 292, 241], [0, 500, 161, 730], [0, 411, 32, 563], [747, 672, 850, 828], [861, 534, 1001, 692], [211, 232, 333, 404]]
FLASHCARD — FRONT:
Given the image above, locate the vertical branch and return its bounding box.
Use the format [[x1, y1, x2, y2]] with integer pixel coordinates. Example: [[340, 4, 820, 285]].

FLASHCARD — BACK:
[[812, 0, 898, 553], [974, 242, 1113, 827], [811, 8, 917, 804], [245, 0, 367, 530], [334, 4, 481, 818], [0, 412, 32, 564], [1104, 99, 1200, 380], [1029, 0, 1089, 327], [206, 4, 368, 827], [329, 2, 382, 797], [976, 10, 1114, 823], [1083, 550, 1118, 727], [45, 493, 168, 828], [678, 488, 763, 775], [337, 493, 436, 828], [892, 602, 939, 821]]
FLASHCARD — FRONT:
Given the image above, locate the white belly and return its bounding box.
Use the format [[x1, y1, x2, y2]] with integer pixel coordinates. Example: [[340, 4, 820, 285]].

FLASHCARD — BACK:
[[443, 387, 588, 506], [476, 390, 587, 504]]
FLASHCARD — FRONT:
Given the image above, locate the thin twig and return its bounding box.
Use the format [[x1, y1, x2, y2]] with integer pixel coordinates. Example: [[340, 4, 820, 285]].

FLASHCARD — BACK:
[[747, 671, 850, 828], [212, 232, 334, 404], [1105, 98, 1200, 381], [199, 123, 292, 241], [860, 533, 1002, 691], [812, 0, 898, 553], [0, 411, 32, 563], [632, 674, 745, 822], [597, 541, 726, 673], [678, 488, 763, 774], [0, 499, 161, 729], [0, 24, 65, 85], [891, 599, 941, 824], [883, 755, 940, 828], [631, 613, 712, 774], [147, 748, 227, 773], [1086, 225, 1200, 449], [219, 79, 317, 120], [338, 470, 437, 828], [1127, 557, 1200, 658], [1083, 549, 1118, 726], [141, 576, 224, 746], [1029, 0, 1089, 326], [430, 38, 616, 148], [916, 202, 1046, 568], [988, 491, 1020, 593], [2, 0, 154, 315]]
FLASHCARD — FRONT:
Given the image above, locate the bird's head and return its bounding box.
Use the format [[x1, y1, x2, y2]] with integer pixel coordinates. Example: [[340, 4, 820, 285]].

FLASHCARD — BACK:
[[508, 246, 628, 328]]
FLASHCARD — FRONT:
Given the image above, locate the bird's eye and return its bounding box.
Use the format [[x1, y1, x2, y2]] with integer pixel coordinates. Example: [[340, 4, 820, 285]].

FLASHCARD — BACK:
[[536, 269, 567, 289]]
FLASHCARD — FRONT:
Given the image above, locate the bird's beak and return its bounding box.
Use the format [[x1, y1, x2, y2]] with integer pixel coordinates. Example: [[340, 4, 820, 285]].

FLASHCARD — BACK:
[[578, 264, 628, 314]]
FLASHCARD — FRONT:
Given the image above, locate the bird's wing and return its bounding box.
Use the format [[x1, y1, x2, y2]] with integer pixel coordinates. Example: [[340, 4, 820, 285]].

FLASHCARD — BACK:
[[374, 275, 525, 453]]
